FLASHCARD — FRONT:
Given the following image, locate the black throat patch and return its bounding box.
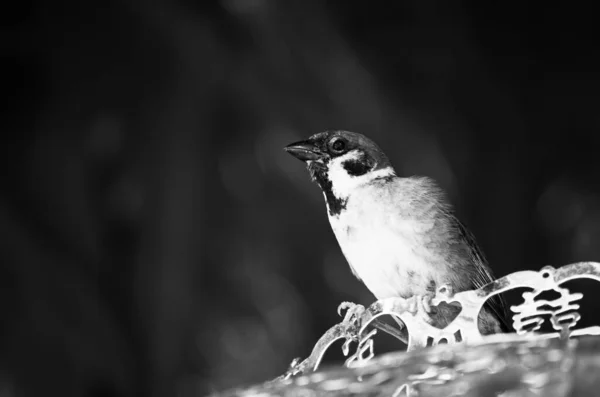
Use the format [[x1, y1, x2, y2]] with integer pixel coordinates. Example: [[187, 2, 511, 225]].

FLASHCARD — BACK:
[[342, 153, 374, 176], [307, 161, 347, 216]]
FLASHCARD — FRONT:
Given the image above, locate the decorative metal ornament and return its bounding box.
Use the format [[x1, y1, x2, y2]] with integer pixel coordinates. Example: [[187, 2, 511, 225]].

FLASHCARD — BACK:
[[281, 262, 600, 381]]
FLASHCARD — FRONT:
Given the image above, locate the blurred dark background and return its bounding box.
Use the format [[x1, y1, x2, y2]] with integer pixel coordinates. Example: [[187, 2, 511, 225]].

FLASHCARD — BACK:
[[3, 1, 600, 396]]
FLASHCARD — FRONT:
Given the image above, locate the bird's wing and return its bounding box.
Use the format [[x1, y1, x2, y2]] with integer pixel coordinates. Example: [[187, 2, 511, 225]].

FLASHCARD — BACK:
[[454, 218, 512, 332]]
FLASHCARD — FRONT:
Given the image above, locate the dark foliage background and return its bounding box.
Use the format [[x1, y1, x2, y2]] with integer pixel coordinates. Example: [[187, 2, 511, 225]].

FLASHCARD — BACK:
[[3, 1, 600, 396]]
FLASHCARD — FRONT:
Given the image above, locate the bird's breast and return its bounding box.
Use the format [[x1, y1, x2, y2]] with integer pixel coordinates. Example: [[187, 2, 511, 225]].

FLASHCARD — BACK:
[[328, 189, 447, 299]]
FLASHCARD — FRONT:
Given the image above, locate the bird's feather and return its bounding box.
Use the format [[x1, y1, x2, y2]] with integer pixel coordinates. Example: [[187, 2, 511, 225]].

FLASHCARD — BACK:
[[408, 177, 511, 332], [452, 217, 512, 332], [286, 130, 512, 335]]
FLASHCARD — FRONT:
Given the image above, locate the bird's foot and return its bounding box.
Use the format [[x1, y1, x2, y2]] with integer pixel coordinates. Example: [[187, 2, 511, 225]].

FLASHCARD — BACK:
[[407, 294, 434, 323], [337, 301, 366, 326], [407, 294, 433, 313]]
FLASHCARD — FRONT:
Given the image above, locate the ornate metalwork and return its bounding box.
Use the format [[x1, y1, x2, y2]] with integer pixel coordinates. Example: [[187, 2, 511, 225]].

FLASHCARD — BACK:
[[282, 262, 600, 381]]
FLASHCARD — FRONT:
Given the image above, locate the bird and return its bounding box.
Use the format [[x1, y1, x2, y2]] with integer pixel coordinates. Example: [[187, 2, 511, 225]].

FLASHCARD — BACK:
[[284, 130, 511, 335]]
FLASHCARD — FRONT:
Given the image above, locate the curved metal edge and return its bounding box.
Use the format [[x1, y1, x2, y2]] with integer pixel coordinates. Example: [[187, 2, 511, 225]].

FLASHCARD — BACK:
[[553, 261, 600, 284], [278, 322, 358, 380], [279, 261, 600, 380], [433, 262, 600, 337]]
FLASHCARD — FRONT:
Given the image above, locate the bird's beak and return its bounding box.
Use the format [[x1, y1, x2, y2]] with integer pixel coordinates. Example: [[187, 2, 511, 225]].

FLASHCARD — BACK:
[[284, 140, 324, 162]]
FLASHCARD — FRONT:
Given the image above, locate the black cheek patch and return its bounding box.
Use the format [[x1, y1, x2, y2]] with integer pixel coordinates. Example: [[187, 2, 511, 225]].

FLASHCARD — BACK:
[[342, 158, 373, 176]]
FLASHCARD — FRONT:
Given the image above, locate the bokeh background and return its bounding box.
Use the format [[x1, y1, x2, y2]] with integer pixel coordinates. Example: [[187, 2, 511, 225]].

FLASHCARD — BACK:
[[3, 1, 600, 396]]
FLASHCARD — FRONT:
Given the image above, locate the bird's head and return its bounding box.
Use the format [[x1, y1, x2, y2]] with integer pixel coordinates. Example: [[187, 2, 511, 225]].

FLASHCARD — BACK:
[[285, 130, 396, 215]]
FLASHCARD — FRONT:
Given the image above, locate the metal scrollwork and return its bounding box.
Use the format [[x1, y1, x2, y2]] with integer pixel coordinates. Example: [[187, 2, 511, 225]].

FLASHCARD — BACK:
[[282, 261, 600, 381]]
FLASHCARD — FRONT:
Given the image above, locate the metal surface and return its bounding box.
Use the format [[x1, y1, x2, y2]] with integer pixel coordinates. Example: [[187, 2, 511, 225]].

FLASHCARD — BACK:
[[282, 262, 600, 381]]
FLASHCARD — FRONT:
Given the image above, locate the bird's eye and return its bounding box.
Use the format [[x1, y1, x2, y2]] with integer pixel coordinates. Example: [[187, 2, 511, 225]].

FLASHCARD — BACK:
[[330, 139, 346, 153]]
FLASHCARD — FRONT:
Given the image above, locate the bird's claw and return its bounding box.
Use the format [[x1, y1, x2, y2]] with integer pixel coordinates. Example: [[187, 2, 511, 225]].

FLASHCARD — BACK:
[[407, 294, 434, 315], [337, 301, 366, 325], [337, 301, 350, 317]]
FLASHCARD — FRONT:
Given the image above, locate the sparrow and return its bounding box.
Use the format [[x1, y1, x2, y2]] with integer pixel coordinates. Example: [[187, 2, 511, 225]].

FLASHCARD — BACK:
[[284, 130, 511, 335]]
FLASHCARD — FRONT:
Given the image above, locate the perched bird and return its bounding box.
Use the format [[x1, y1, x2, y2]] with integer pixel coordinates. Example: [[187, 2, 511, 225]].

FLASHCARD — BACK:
[[284, 130, 510, 334]]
